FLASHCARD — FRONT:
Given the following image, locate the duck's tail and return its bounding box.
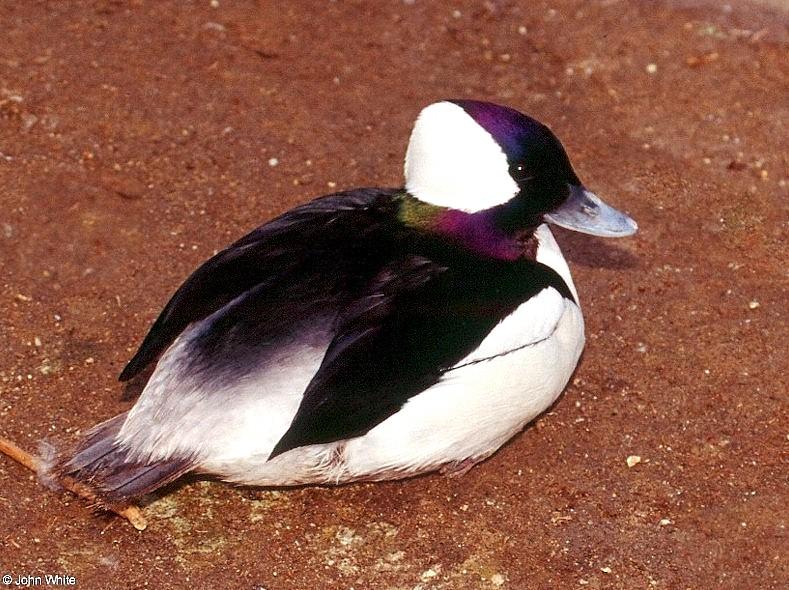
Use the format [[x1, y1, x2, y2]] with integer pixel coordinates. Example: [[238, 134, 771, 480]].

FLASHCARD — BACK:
[[51, 413, 194, 507]]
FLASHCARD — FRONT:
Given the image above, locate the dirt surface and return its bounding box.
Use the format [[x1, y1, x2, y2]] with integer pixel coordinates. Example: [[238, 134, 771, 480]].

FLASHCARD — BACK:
[[1, 1, 787, 588]]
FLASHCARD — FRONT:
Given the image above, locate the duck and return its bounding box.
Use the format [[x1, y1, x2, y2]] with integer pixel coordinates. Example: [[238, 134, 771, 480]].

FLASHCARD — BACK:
[[55, 99, 637, 505]]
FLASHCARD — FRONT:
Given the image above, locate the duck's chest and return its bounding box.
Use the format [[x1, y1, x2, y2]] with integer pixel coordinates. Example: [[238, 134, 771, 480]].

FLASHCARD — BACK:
[[334, 294, 585, 480], [434, 287, 586, 421], [453, 286, 575, 366]]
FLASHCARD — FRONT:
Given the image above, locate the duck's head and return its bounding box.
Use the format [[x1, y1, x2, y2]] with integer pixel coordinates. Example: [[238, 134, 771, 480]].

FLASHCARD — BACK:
[[404, 100, 637, 238]]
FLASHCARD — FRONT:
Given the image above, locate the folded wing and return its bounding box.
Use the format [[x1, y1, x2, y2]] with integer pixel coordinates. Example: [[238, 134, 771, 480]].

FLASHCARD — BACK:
[[119, 188, 401, 382]]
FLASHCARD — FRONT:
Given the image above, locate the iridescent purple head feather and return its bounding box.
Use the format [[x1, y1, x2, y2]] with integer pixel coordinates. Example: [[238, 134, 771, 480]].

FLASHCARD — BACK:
[[448, 99, 580, 186]]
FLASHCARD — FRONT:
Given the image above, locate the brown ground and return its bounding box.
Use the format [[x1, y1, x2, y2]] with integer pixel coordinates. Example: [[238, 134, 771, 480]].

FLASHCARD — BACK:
[[1, 1, 787, 589]]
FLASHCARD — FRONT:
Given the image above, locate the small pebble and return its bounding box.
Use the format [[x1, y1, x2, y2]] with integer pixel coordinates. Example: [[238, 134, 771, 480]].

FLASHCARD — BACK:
[[20, 113, 38, 133], [626, 455, 641, 468], [268, 158, 279, 167], [420, 567, 439, 582], [601, 566, 612, 574], [748, 300, 760, 309], [659, 518, 672, 526], [646, 63, 658, 74]]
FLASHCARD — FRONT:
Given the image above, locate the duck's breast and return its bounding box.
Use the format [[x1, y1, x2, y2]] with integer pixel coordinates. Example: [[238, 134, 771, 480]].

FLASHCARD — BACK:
[[337, 287, 585, 480]]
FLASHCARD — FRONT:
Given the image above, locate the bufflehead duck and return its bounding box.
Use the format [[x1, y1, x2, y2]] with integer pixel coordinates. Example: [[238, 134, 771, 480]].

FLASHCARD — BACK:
[[56, 100, 637, 505]]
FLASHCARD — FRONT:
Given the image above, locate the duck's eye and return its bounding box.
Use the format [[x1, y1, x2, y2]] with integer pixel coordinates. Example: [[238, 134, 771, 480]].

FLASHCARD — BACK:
[[510, 163, 534, 182]]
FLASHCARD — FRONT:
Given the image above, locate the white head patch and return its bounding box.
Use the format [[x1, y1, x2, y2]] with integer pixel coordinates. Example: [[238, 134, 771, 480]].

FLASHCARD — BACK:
[[404, 101, 519, 213]]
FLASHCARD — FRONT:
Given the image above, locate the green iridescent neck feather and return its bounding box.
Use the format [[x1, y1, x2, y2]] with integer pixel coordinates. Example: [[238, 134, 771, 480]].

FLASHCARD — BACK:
[[395, 192, 526, 261], [397, 193, 447, 229]]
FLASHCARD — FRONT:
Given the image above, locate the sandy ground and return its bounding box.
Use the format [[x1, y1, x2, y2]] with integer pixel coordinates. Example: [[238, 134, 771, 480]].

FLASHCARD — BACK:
[[1, 1, 787, 589]]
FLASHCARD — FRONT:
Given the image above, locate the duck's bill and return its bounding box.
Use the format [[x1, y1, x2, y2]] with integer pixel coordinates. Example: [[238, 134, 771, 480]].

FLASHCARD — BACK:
[[545, 185, 638, 238]]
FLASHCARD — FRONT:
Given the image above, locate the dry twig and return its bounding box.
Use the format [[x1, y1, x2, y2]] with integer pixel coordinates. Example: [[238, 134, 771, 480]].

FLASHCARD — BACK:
[[0, 435, 147, 530]]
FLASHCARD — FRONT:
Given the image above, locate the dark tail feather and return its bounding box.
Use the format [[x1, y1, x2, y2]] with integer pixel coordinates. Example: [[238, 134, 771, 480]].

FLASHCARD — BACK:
[[53, 413, 194, 506]]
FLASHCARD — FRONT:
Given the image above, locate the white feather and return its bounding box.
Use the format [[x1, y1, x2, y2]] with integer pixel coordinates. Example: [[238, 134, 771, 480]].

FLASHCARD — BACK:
[[458, 287, 565, 367], [535, 223, 579, 304], [404, 102, 518, 213]]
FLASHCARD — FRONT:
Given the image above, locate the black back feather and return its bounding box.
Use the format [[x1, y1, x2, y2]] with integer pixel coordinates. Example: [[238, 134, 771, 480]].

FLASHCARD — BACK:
[[119, 188, 402, 382]]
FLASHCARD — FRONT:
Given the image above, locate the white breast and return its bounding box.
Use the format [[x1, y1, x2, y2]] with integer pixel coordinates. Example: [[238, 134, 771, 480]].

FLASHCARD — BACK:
[[534, 223, 579, 304], [458, 287, 567, 367], [212, 294, 583, 486], [335, 290, 584, 481]]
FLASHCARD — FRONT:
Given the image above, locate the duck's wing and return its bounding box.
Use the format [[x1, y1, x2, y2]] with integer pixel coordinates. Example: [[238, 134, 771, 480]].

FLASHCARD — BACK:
[[269, 254, 574, 458], [119, 188, 401, 382]]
